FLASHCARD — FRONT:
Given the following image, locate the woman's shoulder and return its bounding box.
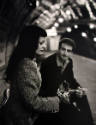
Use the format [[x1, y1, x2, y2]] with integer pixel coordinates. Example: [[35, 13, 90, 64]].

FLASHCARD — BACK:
[[18, 58, 37, 72], [17, 58, 41, 85]]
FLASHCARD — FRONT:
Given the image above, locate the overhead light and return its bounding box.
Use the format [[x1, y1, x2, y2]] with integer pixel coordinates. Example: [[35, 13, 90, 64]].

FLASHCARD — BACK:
[[54, 4, 60, 9], [93, 37, 96, 42], [55, 10, 60, 16], [36, 0, 40, 7], [43, 10, 48, 14], [51, 26, 56, 30], [36, 20, 40, 24], [58, 17, 64, 23], [89, 23, 94, 29], [74, 25, 78, 29], [66, 27, 72, 32], [81, 32, 87, 38], [66, 10, 71, 15], [54, 22, 59, 27]]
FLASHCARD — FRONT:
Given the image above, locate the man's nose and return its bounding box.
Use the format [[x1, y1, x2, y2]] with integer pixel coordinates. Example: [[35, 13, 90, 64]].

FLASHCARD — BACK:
[[64, 50, 68, 55]]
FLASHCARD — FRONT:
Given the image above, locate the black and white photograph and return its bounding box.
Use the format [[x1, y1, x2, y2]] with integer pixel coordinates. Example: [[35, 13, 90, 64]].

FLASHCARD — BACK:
[[0, 0, 96, 125]]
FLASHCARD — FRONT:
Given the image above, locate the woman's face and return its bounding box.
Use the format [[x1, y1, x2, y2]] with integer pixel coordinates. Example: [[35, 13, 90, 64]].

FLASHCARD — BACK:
[[36, 37, 47, 56]]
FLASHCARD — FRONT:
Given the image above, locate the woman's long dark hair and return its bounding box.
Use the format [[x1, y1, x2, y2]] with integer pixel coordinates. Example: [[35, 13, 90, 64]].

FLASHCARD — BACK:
[[6, 25, 47, 81]]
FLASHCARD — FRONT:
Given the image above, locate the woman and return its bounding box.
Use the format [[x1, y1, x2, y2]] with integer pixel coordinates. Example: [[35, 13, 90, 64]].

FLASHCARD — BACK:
[[5, 25, 61, 125]]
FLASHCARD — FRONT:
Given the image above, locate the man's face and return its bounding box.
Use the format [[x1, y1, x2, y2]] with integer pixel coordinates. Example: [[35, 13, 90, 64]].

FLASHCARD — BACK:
[[58, 43, 73, 61], [36, 37, 47, 56]]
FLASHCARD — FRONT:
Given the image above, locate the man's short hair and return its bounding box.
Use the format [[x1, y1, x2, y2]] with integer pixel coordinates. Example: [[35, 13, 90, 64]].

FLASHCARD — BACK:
[[59, 38, 76, 49]]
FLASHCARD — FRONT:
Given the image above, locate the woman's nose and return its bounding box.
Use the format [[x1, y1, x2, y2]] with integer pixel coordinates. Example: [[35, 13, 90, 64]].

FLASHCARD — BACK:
[[43, 43, 47, 49]]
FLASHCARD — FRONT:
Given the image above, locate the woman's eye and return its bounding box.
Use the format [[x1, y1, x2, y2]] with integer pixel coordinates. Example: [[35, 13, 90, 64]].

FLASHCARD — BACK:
[[40, 41, 45, 45]]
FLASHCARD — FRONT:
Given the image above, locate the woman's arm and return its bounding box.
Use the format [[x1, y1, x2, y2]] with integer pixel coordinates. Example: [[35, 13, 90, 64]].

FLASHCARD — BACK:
[[15, 59, 60, 113]]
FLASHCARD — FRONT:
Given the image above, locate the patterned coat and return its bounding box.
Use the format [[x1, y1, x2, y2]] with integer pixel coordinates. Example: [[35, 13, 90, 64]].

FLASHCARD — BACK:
[[5, 58, 60, 125]]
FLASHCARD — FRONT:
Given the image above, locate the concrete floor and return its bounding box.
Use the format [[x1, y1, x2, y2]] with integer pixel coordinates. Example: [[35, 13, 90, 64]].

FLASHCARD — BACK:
[[72, 54, 96, 125]]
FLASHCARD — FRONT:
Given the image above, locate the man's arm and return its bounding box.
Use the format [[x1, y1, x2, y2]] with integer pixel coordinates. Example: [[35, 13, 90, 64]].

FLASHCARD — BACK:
[[66, 59, 81, 89], [66, 59, 86, 98]]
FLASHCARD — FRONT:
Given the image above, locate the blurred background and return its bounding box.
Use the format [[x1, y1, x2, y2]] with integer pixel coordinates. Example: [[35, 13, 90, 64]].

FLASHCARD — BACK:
[[0, 0, 96, 124]]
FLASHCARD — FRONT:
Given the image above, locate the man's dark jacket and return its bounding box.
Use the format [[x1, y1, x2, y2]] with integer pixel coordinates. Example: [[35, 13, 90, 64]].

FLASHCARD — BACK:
[[40, 53, 80, 97], [39, 53, 94, 125]]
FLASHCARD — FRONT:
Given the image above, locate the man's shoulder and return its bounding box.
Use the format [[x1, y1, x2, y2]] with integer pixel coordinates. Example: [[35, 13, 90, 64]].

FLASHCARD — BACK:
[[68, 57, 73, 63], [67, 57, 73, 68], [43, 53, 56, 64]]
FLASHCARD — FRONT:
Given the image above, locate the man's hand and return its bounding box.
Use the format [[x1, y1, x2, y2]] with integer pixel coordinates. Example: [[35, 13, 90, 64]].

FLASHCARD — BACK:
[[57, 89, 70, 104], [75, 87, 87, 98], [62, 91, 70, 104]]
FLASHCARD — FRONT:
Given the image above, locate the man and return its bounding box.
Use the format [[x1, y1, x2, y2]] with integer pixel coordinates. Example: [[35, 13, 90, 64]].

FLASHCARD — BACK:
[[40, 38, 83, 98], [39, 38, 93, 125]]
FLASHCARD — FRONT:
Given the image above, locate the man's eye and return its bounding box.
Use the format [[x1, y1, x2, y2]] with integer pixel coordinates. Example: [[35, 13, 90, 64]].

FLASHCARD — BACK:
[[67, 50, 72, 53], [62, 48, 66, 51]]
